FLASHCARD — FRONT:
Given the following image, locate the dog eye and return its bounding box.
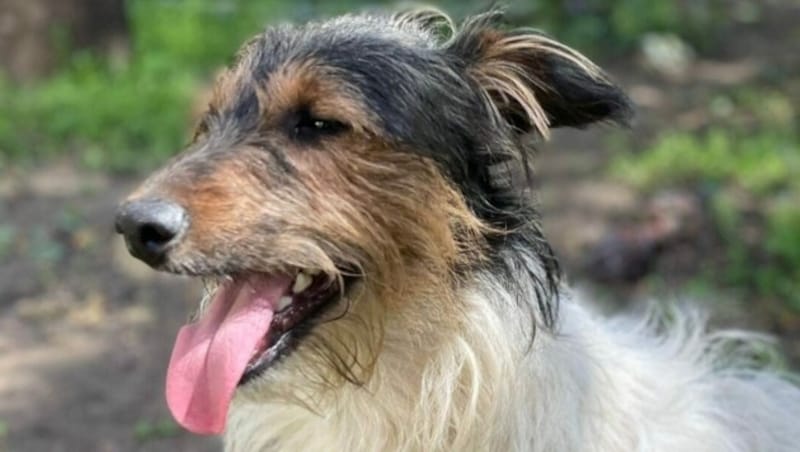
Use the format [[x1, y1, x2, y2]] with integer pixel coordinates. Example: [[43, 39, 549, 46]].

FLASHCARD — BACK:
[[292, 111, 347, 142]]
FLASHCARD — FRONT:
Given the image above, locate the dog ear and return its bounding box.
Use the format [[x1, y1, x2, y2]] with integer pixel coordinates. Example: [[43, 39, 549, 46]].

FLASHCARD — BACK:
[[448, 11, 633, 139], [393, 6, 455, 40]]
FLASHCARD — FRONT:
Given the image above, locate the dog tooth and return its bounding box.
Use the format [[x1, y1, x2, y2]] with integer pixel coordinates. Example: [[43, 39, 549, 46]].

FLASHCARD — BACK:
[[277, 296, 293, 312], [292, 272, 313, 294]]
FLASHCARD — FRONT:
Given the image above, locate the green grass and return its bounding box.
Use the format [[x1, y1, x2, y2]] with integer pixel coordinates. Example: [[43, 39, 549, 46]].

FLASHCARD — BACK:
[[528, 0, 726, 54], [133, 418, 182, 442], [0, 55, 197, 171], [613, 128, 799, 194], [611, 89, 800, 310]]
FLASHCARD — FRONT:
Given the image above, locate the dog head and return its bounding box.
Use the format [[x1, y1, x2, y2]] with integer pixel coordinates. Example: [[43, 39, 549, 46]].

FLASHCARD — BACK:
[[115, 8, 631, 435]]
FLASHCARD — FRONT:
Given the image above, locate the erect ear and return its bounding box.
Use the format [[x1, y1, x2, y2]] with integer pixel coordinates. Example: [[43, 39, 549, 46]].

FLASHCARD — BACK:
[[447, 11, 633, 139]]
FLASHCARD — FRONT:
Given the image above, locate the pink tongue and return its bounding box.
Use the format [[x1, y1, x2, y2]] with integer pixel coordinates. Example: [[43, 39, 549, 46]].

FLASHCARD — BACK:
[[165, 275, 291, 435]]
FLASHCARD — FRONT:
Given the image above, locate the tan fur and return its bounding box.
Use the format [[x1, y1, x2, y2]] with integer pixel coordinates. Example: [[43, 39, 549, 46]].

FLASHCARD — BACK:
[[256, 61, 377, 135], [467, 27, 606, 138]]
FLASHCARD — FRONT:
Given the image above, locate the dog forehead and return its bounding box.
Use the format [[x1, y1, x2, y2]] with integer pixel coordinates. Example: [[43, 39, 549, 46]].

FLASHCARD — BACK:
[[207, 14, 460, 135], [215, 15, 433, 100], [245, 14, 438, 82]]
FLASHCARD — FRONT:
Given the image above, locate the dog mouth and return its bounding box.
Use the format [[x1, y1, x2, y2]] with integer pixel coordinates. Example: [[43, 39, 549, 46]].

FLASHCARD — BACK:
[[164, 268, 346, 436], [238, 270, 340, 382]]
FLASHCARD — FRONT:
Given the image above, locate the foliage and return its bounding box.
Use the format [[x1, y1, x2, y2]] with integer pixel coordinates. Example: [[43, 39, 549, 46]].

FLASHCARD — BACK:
[[526, 0, 726, 53], [127, 0, 295, 69], [0, 55, 196, 171], [613, 129, 799, 195], [133, 418, 182, 442], [612, 90, 800, 309], [0, 0, 298, 172], [0, 0, 727, 172]]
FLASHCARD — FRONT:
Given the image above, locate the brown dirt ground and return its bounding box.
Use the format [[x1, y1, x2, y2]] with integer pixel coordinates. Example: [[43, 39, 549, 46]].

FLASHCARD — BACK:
[[1, 4, 799, 451]]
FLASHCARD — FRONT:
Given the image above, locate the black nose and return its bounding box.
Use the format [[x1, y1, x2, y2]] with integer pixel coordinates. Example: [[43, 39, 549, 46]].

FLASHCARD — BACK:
[[115, 199, 188, 266]]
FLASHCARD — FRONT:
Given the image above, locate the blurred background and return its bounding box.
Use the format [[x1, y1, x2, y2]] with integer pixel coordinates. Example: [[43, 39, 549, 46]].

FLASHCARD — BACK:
[[0, 0, 798, 450]]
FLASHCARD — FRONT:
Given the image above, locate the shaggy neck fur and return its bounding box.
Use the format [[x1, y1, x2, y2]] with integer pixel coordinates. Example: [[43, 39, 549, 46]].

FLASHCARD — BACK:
[[224, 231, 540, 451], [225, 234, 800, 451]]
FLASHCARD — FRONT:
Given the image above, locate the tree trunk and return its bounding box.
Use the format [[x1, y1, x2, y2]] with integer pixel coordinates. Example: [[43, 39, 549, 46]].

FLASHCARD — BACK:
[[0, 0, 129, 81]]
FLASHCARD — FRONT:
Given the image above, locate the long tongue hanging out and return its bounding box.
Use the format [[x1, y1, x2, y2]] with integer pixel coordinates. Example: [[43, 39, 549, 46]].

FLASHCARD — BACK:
[[165, 275, 292, 435]]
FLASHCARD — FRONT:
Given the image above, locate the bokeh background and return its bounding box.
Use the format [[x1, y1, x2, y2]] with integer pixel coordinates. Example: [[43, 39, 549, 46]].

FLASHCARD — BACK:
[[0, 0, 798, 450]]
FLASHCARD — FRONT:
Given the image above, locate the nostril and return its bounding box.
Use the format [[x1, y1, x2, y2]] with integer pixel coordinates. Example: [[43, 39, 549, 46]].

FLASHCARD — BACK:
[[115, 198, 188, 266], [140, 222, 178, 251]]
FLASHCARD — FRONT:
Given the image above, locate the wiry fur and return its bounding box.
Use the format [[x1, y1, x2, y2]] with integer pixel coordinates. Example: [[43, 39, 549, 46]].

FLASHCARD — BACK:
[[228, 285, 800, 452], [119, 8, 800, 452]]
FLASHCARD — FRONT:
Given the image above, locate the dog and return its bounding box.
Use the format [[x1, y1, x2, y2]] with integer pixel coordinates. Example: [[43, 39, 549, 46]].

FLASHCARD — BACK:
[[115, 8, 800, 451]]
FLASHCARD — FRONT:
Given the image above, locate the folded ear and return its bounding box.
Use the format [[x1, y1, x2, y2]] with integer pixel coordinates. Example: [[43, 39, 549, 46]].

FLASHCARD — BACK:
[[447, 11, 633, 139]]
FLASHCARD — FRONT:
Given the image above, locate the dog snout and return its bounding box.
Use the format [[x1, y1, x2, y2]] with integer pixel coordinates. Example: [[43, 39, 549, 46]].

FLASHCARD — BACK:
[[115, 198, 189, 266]]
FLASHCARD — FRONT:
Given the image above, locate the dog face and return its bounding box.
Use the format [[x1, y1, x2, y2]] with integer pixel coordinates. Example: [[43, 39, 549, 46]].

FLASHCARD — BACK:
[[115, 9, 630, 435]]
